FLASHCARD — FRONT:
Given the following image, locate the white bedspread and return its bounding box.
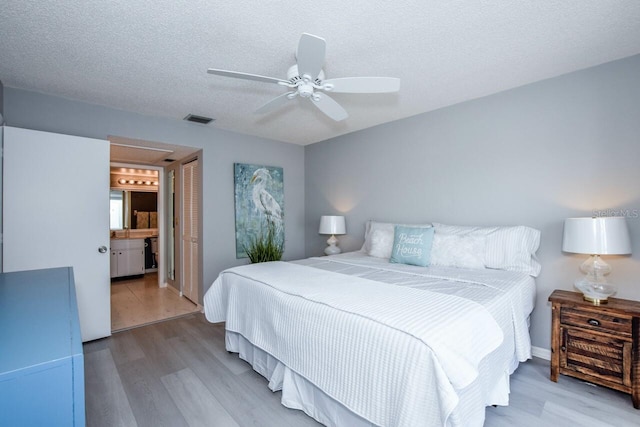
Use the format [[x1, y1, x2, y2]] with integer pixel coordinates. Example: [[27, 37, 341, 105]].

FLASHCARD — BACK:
[[205, 258, 517, 427], [295, 253, 536, 364]]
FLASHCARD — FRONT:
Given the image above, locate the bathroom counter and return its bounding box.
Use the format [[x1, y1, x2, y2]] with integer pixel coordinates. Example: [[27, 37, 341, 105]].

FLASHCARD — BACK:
[[111, 228, 158, 239]]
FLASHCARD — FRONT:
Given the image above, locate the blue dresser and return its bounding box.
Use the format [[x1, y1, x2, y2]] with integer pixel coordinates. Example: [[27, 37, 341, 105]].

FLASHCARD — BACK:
[[0, 267, 85, 426]]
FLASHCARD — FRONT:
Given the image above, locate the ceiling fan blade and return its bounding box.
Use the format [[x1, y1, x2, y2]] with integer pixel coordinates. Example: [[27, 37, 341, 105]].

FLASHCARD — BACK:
[[296, 33, 326, 81], [311, 93, 348, 121], [207, 68, 289, 85], [255, 91, 297, 114], [322, 77, 401, 93]]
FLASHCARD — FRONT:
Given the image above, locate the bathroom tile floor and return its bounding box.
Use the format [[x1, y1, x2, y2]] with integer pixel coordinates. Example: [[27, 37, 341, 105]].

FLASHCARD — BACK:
[[110, 273, 200, 332]]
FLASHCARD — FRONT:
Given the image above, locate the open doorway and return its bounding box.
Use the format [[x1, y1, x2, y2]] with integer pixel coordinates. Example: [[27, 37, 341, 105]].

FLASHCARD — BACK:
[[108, 137, 201, 332]]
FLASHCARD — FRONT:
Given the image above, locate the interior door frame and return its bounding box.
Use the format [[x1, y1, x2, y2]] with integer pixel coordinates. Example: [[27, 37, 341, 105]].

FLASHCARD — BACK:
[[165, 167, 178, 291]]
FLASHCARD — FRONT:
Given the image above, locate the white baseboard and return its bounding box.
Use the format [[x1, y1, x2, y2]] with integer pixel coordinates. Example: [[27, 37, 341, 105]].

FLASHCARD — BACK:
[[531, 345, 551, 360]]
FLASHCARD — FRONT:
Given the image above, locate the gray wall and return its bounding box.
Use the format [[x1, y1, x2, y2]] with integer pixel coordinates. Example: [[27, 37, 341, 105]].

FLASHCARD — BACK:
[[305, 54, 640, 352], [3, 87, 306, 300], [0, 79, 4, 122], [0, 80, 4, 122], [0, 81, 3, 270]]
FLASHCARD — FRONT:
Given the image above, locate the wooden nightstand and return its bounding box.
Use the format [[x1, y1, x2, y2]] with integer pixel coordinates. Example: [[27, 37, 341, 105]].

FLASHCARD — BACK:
[[549, 290, 640, 408]]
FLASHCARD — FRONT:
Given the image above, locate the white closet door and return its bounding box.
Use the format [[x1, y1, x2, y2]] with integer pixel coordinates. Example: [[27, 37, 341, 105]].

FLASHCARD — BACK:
[[181, 158, 199, 303], [2, 126, 111, 342]]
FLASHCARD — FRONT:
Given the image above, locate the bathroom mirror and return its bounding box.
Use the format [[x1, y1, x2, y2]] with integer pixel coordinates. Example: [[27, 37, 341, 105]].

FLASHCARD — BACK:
[[109, 190, 128, 230], [110, 190, 158, 230]]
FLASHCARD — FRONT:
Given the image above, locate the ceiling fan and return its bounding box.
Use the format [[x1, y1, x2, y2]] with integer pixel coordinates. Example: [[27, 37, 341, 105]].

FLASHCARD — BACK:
[[207, 33, 400, 122]]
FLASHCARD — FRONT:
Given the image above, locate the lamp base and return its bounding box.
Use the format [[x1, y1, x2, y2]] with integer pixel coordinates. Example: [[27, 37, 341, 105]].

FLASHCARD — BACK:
[[574, 279, 616, 306], [582, 295, 608, 305], [324, 235, 342, 256]]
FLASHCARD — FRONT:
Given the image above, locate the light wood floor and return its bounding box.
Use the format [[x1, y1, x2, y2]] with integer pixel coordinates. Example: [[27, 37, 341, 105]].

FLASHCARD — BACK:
[[84, 314, 640, 426], [110, 273, 200, 332]]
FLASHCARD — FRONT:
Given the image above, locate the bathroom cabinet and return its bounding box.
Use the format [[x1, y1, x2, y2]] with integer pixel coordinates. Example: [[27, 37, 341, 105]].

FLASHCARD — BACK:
[[110, 238, 145, 278]]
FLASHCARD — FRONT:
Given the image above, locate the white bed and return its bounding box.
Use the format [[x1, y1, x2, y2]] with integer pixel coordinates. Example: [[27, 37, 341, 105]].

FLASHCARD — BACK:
[[204, 249, 536, 427]]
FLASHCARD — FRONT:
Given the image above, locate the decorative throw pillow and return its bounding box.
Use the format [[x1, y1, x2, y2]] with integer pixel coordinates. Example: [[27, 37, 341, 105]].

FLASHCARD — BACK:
[[389, 226, 435, 267], [368, 228, 395, 259], [361, 220, 432, 254], [430, 233, 486, 269]]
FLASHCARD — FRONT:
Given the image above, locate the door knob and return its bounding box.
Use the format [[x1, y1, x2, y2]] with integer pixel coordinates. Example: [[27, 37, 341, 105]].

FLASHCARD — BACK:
[[98, 246, 108, 254]]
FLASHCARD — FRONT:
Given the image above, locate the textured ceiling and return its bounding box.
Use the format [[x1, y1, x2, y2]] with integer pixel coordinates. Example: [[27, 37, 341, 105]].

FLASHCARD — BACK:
[[1, 1, 639, 145]]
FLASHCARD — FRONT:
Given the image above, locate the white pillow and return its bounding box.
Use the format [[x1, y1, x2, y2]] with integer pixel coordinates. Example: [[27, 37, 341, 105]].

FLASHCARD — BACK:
[[368, 228, 395, 258], [361, 221, 395, 254], [432, 223, 541, 276], [362, 220, 432, 257], [430, 233, 486, 269]]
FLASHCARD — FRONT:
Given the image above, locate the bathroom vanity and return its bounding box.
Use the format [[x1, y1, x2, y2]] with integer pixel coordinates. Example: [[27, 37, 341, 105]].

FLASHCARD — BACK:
[[110, 238, 145, 278]]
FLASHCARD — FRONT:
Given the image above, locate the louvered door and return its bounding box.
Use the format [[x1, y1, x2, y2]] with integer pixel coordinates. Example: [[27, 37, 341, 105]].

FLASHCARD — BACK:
[[181, 158, 199, 303]]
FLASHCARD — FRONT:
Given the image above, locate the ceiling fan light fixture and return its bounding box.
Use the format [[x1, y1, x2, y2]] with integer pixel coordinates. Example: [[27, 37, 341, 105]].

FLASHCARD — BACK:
[[298, 84, 314, 98]]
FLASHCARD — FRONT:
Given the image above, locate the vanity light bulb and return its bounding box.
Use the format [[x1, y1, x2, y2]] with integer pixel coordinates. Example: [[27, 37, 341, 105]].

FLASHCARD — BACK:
[[128, 180, 135, 184], [145, 181, 151, 185], [118, 178, 126, 184], [153, 181, 158, 186], [136, 181, 143, 184]]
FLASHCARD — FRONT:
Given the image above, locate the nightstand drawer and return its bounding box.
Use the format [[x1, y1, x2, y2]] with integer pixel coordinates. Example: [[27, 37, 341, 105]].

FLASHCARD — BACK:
[[560, 306, 632, 337], [561, 327, 632, 387]]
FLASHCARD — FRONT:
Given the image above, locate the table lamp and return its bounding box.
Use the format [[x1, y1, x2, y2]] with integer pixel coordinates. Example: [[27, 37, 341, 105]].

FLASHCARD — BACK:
[[319, 215, 346, 255], [562, 216, 631, 304]]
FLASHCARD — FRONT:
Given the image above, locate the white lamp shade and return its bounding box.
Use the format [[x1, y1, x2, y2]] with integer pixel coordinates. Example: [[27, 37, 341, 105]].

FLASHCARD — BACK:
[[562, 217, 631, 255], [319, 215, 346, 235]]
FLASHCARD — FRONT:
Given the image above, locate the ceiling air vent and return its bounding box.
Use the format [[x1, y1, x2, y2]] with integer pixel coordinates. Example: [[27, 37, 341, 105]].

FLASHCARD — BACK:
[[163, 158, 176, 163], [184, 114, 214, 125]]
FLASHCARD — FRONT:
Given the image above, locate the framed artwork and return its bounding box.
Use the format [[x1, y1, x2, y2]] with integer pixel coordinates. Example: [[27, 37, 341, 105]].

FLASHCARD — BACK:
[[234, 163, 284, 258]]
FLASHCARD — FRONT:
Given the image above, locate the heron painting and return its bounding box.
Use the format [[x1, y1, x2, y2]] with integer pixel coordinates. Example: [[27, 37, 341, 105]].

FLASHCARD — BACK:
[[234, 163, 284, 259]]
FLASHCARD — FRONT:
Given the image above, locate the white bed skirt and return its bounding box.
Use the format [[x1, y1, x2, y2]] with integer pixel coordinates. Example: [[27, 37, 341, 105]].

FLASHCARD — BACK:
[[226, 330, 519, 427], [227, 331, 376, 426]]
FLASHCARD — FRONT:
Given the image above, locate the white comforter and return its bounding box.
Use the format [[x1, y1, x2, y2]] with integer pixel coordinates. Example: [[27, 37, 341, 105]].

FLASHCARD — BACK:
[[204, 254, 534, 427]]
